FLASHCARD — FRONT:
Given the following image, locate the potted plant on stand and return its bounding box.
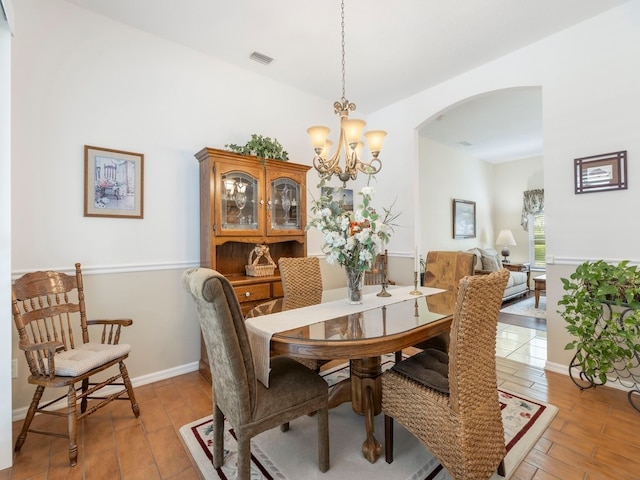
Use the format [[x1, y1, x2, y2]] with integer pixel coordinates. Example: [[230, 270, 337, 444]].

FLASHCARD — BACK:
[[559, 260, 640, 409]]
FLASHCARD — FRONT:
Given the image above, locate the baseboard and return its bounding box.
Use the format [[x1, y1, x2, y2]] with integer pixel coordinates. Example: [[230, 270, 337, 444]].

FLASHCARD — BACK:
[[11, 361, 200, 422], [545, 360, 637, 393]]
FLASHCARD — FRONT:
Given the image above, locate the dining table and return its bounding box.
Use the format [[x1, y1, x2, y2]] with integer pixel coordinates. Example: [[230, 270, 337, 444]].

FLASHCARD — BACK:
[[245, 285, 457, 464]]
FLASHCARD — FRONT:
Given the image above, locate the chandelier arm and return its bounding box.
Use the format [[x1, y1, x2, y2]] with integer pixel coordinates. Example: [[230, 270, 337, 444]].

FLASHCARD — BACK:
[[355, 157, 383, 176]]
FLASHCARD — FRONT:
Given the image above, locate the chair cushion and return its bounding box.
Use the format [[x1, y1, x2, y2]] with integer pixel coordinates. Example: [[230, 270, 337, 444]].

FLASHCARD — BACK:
[[49, 343, 131, 377], [390, 348, 450, 394], [253, 356, 328, 421]]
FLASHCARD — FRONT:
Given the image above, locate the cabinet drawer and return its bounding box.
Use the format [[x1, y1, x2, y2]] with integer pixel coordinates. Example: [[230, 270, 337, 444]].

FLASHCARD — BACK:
[[272, 281, 284, 298], [233, 283, 271, 303]]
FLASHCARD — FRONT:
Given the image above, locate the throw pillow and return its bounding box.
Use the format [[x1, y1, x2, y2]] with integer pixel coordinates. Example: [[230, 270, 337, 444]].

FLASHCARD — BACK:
[[466, 248, 484, 271], [481, 255, 500, 272], [479, 248, 503, 271]]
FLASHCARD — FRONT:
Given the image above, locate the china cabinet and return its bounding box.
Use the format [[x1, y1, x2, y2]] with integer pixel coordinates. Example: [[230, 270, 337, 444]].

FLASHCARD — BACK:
[[195, 147, 310, 382]]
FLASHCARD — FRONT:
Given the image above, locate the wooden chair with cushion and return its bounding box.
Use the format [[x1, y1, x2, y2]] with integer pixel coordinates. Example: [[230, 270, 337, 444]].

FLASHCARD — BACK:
[[182, 268, 330, 480], [11, 263, 139, 466], [382, 269, 509, 480], [414, 250, 476, 352]]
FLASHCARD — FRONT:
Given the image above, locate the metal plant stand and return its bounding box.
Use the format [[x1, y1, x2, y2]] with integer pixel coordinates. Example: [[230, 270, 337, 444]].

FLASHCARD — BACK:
[[568, 301, 640, 412]]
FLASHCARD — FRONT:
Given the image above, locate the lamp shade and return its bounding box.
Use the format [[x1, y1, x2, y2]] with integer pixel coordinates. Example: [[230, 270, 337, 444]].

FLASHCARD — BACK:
[[307, 126, 330, 150], [496, 229, 516, 246], [342, 118, 366, 145], [364, 130, 387, 154]]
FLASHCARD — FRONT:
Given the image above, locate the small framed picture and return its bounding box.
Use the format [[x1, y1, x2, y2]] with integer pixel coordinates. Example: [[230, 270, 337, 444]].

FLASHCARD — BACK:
[[452, 198, 476, 239], [320, 186, 354, 212], [84, 145, 144, 218], [574, 150, 627, 194]]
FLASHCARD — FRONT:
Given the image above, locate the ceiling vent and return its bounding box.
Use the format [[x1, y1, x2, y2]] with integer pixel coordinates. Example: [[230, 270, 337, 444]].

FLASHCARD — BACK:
[[249, 51, 274, 65]]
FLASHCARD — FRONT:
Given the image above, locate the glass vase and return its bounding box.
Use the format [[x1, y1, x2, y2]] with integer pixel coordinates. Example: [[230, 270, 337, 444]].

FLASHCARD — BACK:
[[346, 266, 365, 304]]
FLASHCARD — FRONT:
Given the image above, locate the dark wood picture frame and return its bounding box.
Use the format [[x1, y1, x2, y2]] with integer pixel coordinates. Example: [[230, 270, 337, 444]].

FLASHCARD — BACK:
[[84, 145, 144, 219], [574, 150, 627, 194], [452, 198, 476, 239]]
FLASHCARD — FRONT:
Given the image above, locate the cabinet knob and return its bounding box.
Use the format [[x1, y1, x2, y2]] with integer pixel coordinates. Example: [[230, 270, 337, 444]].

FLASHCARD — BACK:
[[244, 291, 251, 297], [261, 199, 266, 205]]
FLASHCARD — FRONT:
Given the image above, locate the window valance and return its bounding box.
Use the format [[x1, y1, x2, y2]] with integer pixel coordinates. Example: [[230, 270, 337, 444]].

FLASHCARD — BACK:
[[521, 188, 544, 231]]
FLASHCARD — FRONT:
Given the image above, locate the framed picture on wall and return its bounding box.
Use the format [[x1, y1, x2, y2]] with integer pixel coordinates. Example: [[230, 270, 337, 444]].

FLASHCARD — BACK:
[[574, 150, 627, 194], [84, 145, 144, 219], [452, 198, 476, 239], [320, 186, 354, 212]]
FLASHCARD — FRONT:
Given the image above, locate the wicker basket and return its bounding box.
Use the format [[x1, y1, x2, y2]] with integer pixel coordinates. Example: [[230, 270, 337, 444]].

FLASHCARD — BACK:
[[245, 245, 276, 277]]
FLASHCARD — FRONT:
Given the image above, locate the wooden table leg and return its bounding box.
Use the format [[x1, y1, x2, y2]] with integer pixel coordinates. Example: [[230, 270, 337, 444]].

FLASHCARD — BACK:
[[327, 378, 352, 409], [535, 289, 540, 308], [350, 357, 383, 463]]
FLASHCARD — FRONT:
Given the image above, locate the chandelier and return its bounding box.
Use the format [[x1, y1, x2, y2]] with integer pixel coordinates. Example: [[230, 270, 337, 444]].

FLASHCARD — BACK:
[[307, 0, 387, 186]]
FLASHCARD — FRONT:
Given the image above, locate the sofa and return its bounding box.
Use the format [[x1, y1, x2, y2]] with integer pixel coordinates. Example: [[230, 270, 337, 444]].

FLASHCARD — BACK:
[[467, 248, 529, 302]]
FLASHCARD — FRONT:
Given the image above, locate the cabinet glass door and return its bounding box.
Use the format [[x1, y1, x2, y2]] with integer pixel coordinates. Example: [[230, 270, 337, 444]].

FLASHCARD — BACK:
[[221, 171, 259, 231], [270, 178, 301, 231]]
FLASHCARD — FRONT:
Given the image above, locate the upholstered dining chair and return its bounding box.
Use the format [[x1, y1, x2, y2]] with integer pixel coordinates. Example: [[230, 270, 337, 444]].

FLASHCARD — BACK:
[[382, 268, 509, 480], [414, 250, 476, 352], [182, 268, 330, 480], [11, 263, 139, 466]]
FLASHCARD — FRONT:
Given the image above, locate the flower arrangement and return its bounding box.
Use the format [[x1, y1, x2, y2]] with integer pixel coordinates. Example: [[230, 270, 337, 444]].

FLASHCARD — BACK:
[[307, 180, 398, 272]]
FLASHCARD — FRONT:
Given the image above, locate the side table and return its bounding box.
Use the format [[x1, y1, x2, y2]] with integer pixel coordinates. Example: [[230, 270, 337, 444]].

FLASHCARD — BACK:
[[533, 274, 546, 308]]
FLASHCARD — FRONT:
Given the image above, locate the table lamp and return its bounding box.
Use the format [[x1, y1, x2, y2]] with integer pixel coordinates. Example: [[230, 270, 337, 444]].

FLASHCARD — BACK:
[[496, 229, 516, 263]]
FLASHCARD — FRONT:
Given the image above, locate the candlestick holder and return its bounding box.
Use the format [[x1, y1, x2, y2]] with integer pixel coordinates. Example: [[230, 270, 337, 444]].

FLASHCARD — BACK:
[[376, 254, 391, 297], [410, 271, 423, 295]]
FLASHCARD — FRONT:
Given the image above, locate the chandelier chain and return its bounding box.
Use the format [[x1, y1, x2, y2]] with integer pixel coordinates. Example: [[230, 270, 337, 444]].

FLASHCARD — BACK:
[[340, 0, 346, 103]]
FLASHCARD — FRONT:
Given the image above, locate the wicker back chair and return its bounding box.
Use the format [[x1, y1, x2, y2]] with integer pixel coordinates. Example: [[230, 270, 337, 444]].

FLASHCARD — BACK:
[[382, 269, 509, 479], [364, 249, 395, 285], [415, 250, 476, 352], [277, 257, 329, 371], [278, 256, 323, 309], [182, 268, 329, 479], [11, 263, 139, 466]]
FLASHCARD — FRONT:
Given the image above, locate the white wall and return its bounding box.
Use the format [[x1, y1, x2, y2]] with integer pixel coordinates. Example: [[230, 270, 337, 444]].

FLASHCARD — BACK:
[[9, 0, 337, 414], [418, 137, 495, 253], [366, 1, 640, 370], [418, 137, 544, 268], [493, 155, 544, 266], [1, 0, 13, 470]]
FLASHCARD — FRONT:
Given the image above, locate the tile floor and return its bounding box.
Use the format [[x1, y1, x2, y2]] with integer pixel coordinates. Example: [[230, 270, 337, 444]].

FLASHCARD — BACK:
[[495, 322, 547, 368]]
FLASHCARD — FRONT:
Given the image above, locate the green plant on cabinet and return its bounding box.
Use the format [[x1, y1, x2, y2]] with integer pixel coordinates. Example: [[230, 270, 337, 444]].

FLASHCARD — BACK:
[[225, 134, 289, 162]]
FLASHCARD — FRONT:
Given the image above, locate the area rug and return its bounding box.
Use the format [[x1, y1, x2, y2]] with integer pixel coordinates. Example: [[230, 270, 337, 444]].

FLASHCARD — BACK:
[[180, 357, 557, 480], [500, 296, 546, 319]]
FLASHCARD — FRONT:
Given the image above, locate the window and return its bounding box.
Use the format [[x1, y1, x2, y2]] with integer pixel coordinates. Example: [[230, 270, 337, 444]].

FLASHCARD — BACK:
[[528, 213, 546, 269]]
